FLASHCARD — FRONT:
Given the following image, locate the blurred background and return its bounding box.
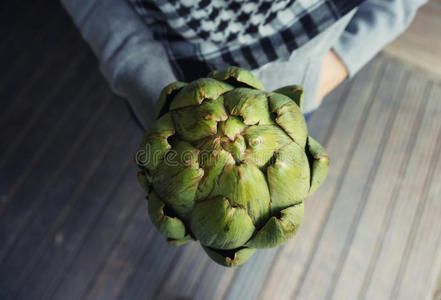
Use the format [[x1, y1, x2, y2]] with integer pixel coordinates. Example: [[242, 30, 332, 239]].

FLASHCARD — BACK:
[[1, 1, 441, 299]]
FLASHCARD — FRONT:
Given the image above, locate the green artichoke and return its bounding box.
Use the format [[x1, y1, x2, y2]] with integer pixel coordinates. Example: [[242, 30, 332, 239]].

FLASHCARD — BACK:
[[135, 67, 329, 267]]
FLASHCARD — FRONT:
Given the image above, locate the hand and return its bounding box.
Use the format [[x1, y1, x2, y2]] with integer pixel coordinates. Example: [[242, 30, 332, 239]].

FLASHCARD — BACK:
[[315, 50, 349, 102]]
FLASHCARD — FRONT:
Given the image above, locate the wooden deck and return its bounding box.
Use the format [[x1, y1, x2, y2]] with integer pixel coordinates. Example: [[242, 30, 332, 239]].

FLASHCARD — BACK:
[[1, 1, 441, 300]]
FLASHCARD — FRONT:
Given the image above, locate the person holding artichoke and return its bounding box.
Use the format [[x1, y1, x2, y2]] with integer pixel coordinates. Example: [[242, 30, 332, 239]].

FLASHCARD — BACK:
[[60, 0, 427, 129], [59, 0, 428, 266]]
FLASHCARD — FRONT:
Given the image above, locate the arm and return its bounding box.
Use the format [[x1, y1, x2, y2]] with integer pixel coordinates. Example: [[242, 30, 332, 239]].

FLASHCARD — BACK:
[[60, 0, 177, 128], [333, 0, 429, 77], [316, 0, 429, 101]]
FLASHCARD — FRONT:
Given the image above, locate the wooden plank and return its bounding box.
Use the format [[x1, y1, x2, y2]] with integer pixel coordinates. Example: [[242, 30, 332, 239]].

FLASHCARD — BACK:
[[191, 234, 277, 300], [10, 116, 138, 300], [82, 204, 157, 300], [295, 55, 407, 300], [418, 1, 441, 23], [0, 89, 129, 298], [46, 163, 144, 300], [361, 81, 441, 299], [0, 9, 79, 125], [331, 65, 429, 300], [258, 55, 384, 300], [0, 36, 88, 159], [435, 271, 441, 300], [116, 235, 184, 300], [0, 1, 56, 52], [0, 50, 91, 201], [0, 68, 104, 262], [192, 260, 235, 300], [153, 243, 210, 299], [394, 85, 441, 299], [223, 249, 279, 300], [0, 43, 92, 151]]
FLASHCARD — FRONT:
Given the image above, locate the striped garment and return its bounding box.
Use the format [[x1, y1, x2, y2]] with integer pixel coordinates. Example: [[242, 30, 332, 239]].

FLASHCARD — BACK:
[[128, 0, 363, 81]]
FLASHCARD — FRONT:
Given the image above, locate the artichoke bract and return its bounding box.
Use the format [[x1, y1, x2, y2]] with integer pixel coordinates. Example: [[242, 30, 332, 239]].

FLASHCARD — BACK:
[[135, 67, 329, 267]]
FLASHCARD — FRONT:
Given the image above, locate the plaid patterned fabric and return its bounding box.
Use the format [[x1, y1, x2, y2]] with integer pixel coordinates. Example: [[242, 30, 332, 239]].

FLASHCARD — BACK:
[[128, 0, 363, 81]]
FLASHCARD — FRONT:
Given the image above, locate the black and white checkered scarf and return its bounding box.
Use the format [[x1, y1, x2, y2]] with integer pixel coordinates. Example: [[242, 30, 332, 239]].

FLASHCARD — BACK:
[[129, 0, 362, 81]]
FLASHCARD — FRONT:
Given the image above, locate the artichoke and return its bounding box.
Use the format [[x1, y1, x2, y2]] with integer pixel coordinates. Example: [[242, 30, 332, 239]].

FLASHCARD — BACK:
[[135, 67, 329, 267]]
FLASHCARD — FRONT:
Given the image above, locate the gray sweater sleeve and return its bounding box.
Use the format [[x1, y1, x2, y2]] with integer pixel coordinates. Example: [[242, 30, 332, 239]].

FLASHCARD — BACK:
[[333, 0, 428, 77], [60, 0, 177, 127]]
